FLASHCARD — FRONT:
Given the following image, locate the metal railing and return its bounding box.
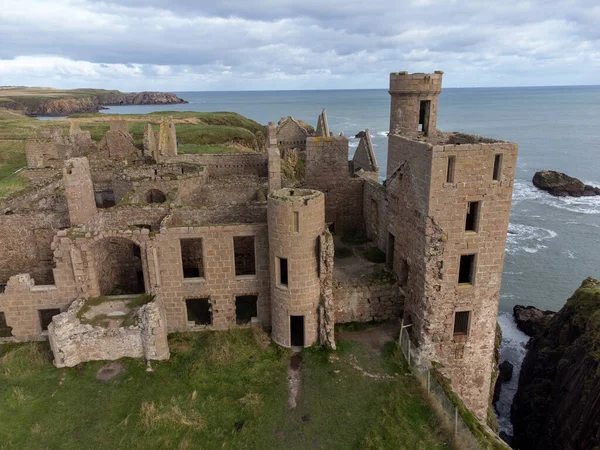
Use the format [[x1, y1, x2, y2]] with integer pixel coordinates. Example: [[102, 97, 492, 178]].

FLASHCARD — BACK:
[[398, 326, 498, 449]]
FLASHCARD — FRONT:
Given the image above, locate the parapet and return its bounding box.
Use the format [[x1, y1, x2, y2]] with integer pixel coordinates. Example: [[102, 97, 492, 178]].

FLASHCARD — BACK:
[[389, 71, 444, 95]]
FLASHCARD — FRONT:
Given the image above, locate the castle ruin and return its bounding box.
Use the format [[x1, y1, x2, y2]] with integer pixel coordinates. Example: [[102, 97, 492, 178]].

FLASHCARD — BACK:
[[0, 71, 517, 421]]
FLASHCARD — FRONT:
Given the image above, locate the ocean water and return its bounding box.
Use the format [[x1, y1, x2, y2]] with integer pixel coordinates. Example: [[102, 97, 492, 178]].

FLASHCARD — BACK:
[[102, 86, 600, 436]]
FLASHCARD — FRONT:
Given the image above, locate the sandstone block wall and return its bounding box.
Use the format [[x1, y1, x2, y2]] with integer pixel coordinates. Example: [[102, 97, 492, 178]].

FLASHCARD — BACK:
[[304, 137, 365, 234], [154, 223, 271, 331], [25, 140, 69, 169], [268, 189, 324, 347], [276, 117, 309, 151], [421, 140, 518, 418], [48, 297, 169, 367], [333, 282, 404, 323], [163, 154, 268, 178], [389, 71, 443, 135]]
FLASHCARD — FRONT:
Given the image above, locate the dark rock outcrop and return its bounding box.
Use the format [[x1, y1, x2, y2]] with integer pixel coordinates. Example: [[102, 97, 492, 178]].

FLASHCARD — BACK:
[[354, 131, 367, 138], [532, 170, 600, 197], [511, 278, 600, 450], [513, 305, 555, 337], [493, 360, 514, 406]]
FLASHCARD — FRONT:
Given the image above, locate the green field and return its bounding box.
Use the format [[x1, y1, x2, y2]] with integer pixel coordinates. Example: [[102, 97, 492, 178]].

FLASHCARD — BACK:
[[0, 328, 451, 450]]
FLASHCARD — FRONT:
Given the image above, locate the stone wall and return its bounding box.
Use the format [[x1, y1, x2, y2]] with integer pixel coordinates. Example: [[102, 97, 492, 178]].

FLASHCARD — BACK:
[[154, 223, 271, 331], [276, 117, 309, 151], [303, 137, 365, 234], [333, 282, 404, 323], [419, 140, 518, 418], [64, 157, 98, 226], [48, 297, 170, 367], [163, 154, 267, 177], [389, 71, 443, 135], [25, 140, 69, 169]]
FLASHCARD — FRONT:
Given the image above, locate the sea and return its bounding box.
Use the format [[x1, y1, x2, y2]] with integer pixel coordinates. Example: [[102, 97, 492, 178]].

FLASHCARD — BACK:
[[96, 86, 600, 436]]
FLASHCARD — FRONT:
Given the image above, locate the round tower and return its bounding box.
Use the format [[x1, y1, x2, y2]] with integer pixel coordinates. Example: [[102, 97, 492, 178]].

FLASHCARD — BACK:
[[268, 188, 325, 348], [389, 71, 443, 136]]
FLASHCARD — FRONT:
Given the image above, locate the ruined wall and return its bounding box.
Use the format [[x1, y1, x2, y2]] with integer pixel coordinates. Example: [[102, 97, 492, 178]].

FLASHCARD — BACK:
[[268, 189, 324, 347], [418, 141, 518, 418], [163, 154, 268, 177], [303, 137, 364, 233], [190, 175, 267, 207], [158, 118, 177, 157], [64, 157, 98, 226], [0, 236, 81, 340], [97, 131, 139, 159], [167, 204, 267, 227], [25, 140, 69, 169], [48, 298, 169, 367], [384, 135, 432, 343], [276, 117, 309, 151], [333, 282, 404, 323], [154, 223, 270, 331]]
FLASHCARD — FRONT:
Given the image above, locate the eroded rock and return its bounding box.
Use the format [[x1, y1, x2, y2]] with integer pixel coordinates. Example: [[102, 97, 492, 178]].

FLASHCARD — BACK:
[[513, 305, 555, 337], [532, 170, 600, 197]]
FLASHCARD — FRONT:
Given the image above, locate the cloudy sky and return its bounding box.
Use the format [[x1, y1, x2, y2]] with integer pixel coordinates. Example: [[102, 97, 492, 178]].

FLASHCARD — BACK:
[[1, 0, 599, 90]]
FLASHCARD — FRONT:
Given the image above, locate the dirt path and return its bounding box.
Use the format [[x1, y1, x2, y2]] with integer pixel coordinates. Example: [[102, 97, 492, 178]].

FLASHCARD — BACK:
[[337, 320, 401, 355], [287, 354, 302, 409]]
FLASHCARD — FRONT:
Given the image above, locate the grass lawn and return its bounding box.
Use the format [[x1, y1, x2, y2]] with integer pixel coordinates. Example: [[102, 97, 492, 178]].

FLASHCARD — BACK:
[[0, 327, 451, 450], [0, 140, 28, 198]]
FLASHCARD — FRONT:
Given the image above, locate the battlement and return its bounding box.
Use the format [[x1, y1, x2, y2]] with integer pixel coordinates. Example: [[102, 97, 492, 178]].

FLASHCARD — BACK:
[[389, 71, 444, 94]]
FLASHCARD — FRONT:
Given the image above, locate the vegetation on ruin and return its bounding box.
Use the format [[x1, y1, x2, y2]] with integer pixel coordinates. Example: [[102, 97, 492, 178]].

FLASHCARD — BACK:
[[431, 366, 508, 450], [0, 327, 452, 450], [77, 294, 155, 328], [0, 110, 266, 199]]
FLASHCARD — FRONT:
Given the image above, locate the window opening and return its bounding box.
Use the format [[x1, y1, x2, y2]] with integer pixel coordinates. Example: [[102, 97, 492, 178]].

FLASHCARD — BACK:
[[458, 254, 475, 284], [39, 308, 61, 331], [181, 238, 204, 278], [493, 154, 503, 180], [465, 201, 480, 232], [278, 257, 288, 286], [235, 295, 258, 325], [446, 156, 456, 183], [186, 298, 211, 325], [234, 236, 256, 276]]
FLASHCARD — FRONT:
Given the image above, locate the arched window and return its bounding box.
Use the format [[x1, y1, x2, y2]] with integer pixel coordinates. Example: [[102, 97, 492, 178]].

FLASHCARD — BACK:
[[146, 189, 166, 204]]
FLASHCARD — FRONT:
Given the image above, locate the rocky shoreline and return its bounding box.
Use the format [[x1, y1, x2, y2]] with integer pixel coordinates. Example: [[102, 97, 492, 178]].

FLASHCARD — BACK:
[[0, 90, 187, 116]]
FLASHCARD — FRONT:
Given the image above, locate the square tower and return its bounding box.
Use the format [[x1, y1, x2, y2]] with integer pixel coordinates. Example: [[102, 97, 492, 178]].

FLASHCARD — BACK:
[[386, 72, 518, 419]]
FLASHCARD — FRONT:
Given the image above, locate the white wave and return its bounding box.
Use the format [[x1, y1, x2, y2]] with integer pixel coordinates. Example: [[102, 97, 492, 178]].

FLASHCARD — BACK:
[[563, 250, 576, 259], [506, 222, 557, 255], [496, 312, 530, 437], [513, 179, 600, 215], [348, 141, 359, 149], [377, 131, 388, 137]]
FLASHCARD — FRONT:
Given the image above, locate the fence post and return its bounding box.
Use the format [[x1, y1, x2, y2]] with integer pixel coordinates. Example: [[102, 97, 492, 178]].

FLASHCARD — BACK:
[[454, 406, 458, 436], [407, 338, 411, 366], [427, 370, 430, 394]]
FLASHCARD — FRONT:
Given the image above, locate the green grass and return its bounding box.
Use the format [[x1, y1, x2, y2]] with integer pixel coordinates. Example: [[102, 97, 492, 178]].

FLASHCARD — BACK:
[[0, 328, 451, 450], [0, 140, 29, 198]]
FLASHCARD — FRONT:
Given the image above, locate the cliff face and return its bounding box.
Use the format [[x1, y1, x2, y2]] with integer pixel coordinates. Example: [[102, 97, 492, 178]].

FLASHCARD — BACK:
[[0, 88, 187, 116], [511, 278, 600, 450]]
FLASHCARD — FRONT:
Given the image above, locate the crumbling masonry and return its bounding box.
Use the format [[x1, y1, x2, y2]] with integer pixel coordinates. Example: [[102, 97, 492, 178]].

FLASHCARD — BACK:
[[0, 73, 517, 421]]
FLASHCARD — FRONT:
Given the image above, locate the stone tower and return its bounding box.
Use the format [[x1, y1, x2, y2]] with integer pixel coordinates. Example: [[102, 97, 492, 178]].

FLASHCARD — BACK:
[[388, 71, 443, 136], [63, 157, 97, 226], [386, 72, 518, 419], [267, 188, 325, 348]]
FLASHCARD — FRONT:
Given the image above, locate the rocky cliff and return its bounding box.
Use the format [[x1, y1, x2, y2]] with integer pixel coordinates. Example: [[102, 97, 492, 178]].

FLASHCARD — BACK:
[[0, 88, 187, 116], [511, 278, 600, 450]]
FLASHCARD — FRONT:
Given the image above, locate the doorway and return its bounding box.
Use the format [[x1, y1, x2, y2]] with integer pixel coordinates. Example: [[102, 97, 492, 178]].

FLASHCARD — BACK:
[[290, 315, 304, 347]]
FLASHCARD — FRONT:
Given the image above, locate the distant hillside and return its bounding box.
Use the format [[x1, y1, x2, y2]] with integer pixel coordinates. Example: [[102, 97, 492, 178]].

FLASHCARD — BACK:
[[0, 87, 187, 116]]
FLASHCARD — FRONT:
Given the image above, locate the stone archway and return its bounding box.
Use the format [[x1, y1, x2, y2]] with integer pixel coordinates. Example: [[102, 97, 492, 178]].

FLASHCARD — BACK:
[[93, 237, 145, 296], [146, 189, 166, 204]]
